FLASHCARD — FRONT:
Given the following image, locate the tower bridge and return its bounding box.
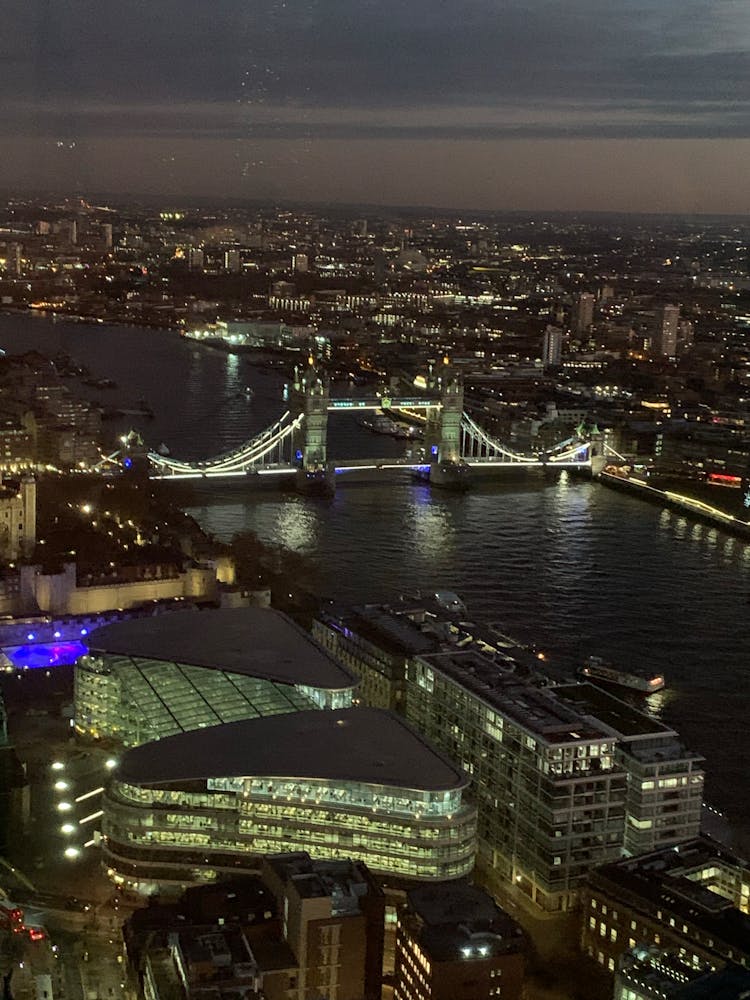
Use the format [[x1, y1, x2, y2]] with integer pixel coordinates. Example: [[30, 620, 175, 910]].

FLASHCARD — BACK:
[[146, 363, 603, 491]]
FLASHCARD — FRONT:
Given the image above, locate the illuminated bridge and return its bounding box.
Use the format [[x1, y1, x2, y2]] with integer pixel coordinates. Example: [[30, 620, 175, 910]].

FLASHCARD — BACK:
[[143, 365, 603, 490]]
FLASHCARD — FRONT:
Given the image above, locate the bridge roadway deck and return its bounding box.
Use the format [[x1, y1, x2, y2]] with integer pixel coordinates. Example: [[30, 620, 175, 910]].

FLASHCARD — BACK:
[[151, 456, 591, 485]]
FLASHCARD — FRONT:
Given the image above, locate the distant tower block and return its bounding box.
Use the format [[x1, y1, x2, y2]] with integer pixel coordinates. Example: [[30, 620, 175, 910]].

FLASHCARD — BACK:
[[573, 292, 595, 334], [542, 325, 563, 367]]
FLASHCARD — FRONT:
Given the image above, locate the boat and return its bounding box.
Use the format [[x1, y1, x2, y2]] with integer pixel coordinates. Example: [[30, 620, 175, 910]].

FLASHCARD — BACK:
[[579, 656, 665, 694]]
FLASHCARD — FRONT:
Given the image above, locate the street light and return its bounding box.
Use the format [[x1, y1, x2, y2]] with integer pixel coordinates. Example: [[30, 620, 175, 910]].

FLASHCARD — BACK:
[[51, 762, 65, 771], [54, 780, 69, 792], [60, 824, 76, 835], [57, 801, 72, 812], [105, 758, 118, 770], [64, 847, 80, 860]]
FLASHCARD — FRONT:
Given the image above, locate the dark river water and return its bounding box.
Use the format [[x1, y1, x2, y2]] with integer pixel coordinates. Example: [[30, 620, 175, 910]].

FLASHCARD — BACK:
[[2, 312, 749, 840]]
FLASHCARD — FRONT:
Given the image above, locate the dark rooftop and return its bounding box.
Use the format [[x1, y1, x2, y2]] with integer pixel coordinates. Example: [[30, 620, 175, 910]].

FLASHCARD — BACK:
[[406, 883, 525, 963], [116, 707, 470, 792], [590, 838, 750, 959], [420, 651, 610, 745], [551, 682, 672, 739], [88, 607, 356, 690]]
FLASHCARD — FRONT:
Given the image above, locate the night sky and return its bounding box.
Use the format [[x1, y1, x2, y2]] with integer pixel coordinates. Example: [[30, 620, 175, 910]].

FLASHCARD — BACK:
[[2, 0, 749, 211]]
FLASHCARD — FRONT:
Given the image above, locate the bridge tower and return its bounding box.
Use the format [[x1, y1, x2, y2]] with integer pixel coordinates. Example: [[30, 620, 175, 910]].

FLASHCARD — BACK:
[[428, 360, 471, 489], [291, 360, 335, 494]]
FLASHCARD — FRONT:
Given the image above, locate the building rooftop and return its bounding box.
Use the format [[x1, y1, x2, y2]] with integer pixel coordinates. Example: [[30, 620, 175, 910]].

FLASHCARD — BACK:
[[590, 838, 750, 958], [405, 883, 525, 962], [551, 683, 673, 739], [116, 707, 470, 792], [420, 651, 611, 745], [88, 607, 356, 691]]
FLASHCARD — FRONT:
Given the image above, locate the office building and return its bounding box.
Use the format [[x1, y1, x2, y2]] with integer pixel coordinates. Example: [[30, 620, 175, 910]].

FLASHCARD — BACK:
[[292, 253, 309, 273], [581, 838, 750, 973], [74, 608, 358, 746], [614, 949, 750, 1000], [102, 708, 478, 891], [653, 304, 680, 357], [394, 882, 525, 1000], [542, 324, 564, 366]]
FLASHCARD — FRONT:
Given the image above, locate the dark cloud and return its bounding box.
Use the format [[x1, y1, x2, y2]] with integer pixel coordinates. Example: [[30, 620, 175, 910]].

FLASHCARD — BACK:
[[1, 0, 749, 204]]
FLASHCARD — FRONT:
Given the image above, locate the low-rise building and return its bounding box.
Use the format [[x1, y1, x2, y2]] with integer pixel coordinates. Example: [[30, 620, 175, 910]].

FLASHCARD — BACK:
[[582, 838, 750, 974], [394, 882, 525, 1000], [125, 858, 385, 1000], [102, 708, 478, 891], [614, 948, 750, 1000]]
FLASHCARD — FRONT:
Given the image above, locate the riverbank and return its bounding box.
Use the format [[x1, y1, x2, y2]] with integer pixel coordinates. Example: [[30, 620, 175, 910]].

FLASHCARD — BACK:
[[599, 472, 750, 541]]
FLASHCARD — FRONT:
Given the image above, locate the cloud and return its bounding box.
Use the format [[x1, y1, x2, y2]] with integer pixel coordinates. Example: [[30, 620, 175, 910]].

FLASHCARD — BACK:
[[1, 0, 749, 198]]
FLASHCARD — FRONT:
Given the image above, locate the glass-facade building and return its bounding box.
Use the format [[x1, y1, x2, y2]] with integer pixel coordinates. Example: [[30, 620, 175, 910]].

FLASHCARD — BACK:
[[75, 608, 358, 746], [101, 709, 478, 892]]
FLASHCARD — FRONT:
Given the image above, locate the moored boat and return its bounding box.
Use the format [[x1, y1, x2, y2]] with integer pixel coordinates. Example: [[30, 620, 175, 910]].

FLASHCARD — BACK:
[[579, 655, 665, 694]]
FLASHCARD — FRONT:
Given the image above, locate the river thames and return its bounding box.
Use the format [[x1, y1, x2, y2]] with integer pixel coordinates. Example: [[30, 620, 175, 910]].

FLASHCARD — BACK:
[[2, 311, 749, 841]]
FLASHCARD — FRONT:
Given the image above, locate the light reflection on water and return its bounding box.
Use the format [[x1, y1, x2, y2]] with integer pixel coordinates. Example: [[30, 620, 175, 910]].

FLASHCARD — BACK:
[[1, 312, 749, 839]]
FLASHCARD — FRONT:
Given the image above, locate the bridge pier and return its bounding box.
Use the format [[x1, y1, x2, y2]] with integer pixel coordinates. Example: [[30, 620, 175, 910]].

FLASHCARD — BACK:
[[291, 362, 335, 495], [428, 364, 472, 490]]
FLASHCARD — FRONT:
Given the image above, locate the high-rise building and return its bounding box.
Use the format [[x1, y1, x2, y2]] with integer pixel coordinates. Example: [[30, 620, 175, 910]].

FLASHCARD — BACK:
[[653, 304, 680, 357], [574, 292, 596, 334], [100, 223, 113, 250], [74, 608, 358, 746], [394, 883, 526, 1000], [223, 249, 241, 273], [581, 838, 750, 974], [677, 320, 695, 354], [292, 253, 309, 273], [542, 324, 564, 366], [101, 708, 478, 890]]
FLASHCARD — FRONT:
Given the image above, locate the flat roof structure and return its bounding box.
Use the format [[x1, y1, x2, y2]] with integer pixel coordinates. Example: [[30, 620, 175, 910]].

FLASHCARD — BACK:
[[117, 707, 470, 792], [420, 650, 611, 745], [88, 607, 355, 690], [551, 683, 671, 739]]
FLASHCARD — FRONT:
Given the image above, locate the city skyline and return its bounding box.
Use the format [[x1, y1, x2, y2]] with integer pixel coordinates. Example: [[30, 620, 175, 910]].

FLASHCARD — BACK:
[[2, 0, 750, 212]]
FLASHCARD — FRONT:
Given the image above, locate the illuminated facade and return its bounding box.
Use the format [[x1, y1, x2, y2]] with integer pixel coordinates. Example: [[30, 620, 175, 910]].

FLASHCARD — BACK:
[[101, 709, 477, 891], [74, 608, 357, 746], [582, 838, 750, 974]]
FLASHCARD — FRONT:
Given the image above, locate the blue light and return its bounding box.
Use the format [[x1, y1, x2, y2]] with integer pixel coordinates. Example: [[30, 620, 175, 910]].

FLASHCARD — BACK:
[[80, 628, 88, 636], [4, 641, 88, 670], [295, 450, 303, 462], [53, 631, 61, 639], [431, 445, 439, 457], [27, 633, 34, 641], [123, 457, 133, 469]]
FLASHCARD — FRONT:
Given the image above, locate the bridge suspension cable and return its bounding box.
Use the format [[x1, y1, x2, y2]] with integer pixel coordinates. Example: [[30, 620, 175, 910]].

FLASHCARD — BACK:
[[460, 412, 539, 464], [148, 411, 302, 476]]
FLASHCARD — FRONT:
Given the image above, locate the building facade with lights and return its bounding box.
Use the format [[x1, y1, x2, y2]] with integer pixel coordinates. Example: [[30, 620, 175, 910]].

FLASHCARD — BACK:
[[405, 654, 703, 913], [581, 838, 750, 974], [74, 608, 358, 746], [101, 708, 478, 893]]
